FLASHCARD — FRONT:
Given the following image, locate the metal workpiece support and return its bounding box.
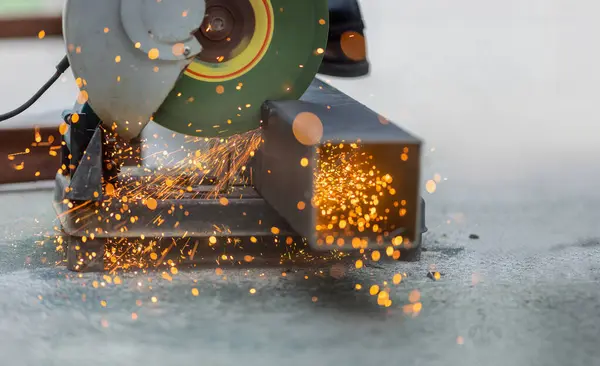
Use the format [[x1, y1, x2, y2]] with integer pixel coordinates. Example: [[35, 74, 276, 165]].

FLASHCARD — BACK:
[[61, 103, 102, 174], [58, 104, 105, 202], [57, 103, 144, 203], [65, 127, 104, 201], [256, 79, 423, 251]]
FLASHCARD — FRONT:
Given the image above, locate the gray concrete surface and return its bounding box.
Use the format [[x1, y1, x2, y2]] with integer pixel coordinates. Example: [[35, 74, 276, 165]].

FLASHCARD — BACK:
[[2, 1, 600, 365]]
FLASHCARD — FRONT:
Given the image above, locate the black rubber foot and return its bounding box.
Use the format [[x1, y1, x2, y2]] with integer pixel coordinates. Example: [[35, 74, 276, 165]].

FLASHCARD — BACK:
[[318, 60, 370, 78]]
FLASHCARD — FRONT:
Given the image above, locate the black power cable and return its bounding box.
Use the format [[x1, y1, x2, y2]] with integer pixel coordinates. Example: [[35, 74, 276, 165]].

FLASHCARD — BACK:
[[0, 55, 70, 122]]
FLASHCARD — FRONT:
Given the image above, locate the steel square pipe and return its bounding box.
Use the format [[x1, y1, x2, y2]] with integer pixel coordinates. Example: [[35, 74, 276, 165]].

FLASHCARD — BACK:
[[255, 79, 423, 251]]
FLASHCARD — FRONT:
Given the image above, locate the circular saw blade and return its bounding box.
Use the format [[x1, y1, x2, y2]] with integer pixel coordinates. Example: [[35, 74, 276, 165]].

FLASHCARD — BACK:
[[152, 0, 329, 137]]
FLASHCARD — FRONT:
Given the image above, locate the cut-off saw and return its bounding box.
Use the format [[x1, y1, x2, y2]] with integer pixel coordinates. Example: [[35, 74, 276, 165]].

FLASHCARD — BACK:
[[17, 0, 427, 271]]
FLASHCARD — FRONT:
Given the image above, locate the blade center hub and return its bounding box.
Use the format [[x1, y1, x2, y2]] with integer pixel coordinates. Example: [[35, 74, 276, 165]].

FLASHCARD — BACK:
[[194, 0, 256, 64], [200, 7, 233, 41]]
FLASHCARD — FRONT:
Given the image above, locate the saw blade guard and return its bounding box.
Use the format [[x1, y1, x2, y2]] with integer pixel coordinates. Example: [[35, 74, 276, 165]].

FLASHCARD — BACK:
[[63, 0, 205, 140]]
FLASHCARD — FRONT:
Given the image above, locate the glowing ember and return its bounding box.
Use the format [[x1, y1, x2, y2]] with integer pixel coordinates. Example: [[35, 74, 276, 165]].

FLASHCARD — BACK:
[[172, 43, 185, 56], [340, 31, 366, 61], [58, 123, 69, 136], [371, 250, 381, 261], [408, 290, 420, 303], [77, 90, 89, 104], [426, 180, 437, 194], [369, 285, 379, 295], [377, 290, 389, 306], [292, 112, 323, 145], [146, 198, 158, 210], [148, 48, 160, 60]]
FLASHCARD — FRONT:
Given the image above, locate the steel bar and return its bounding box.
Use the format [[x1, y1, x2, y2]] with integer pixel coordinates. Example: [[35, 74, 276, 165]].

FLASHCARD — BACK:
[[256, 78, 423, 251]]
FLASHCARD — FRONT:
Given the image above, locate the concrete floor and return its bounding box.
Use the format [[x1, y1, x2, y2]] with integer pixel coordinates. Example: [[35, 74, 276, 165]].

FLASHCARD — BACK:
[[2, 1, 600, 365]]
